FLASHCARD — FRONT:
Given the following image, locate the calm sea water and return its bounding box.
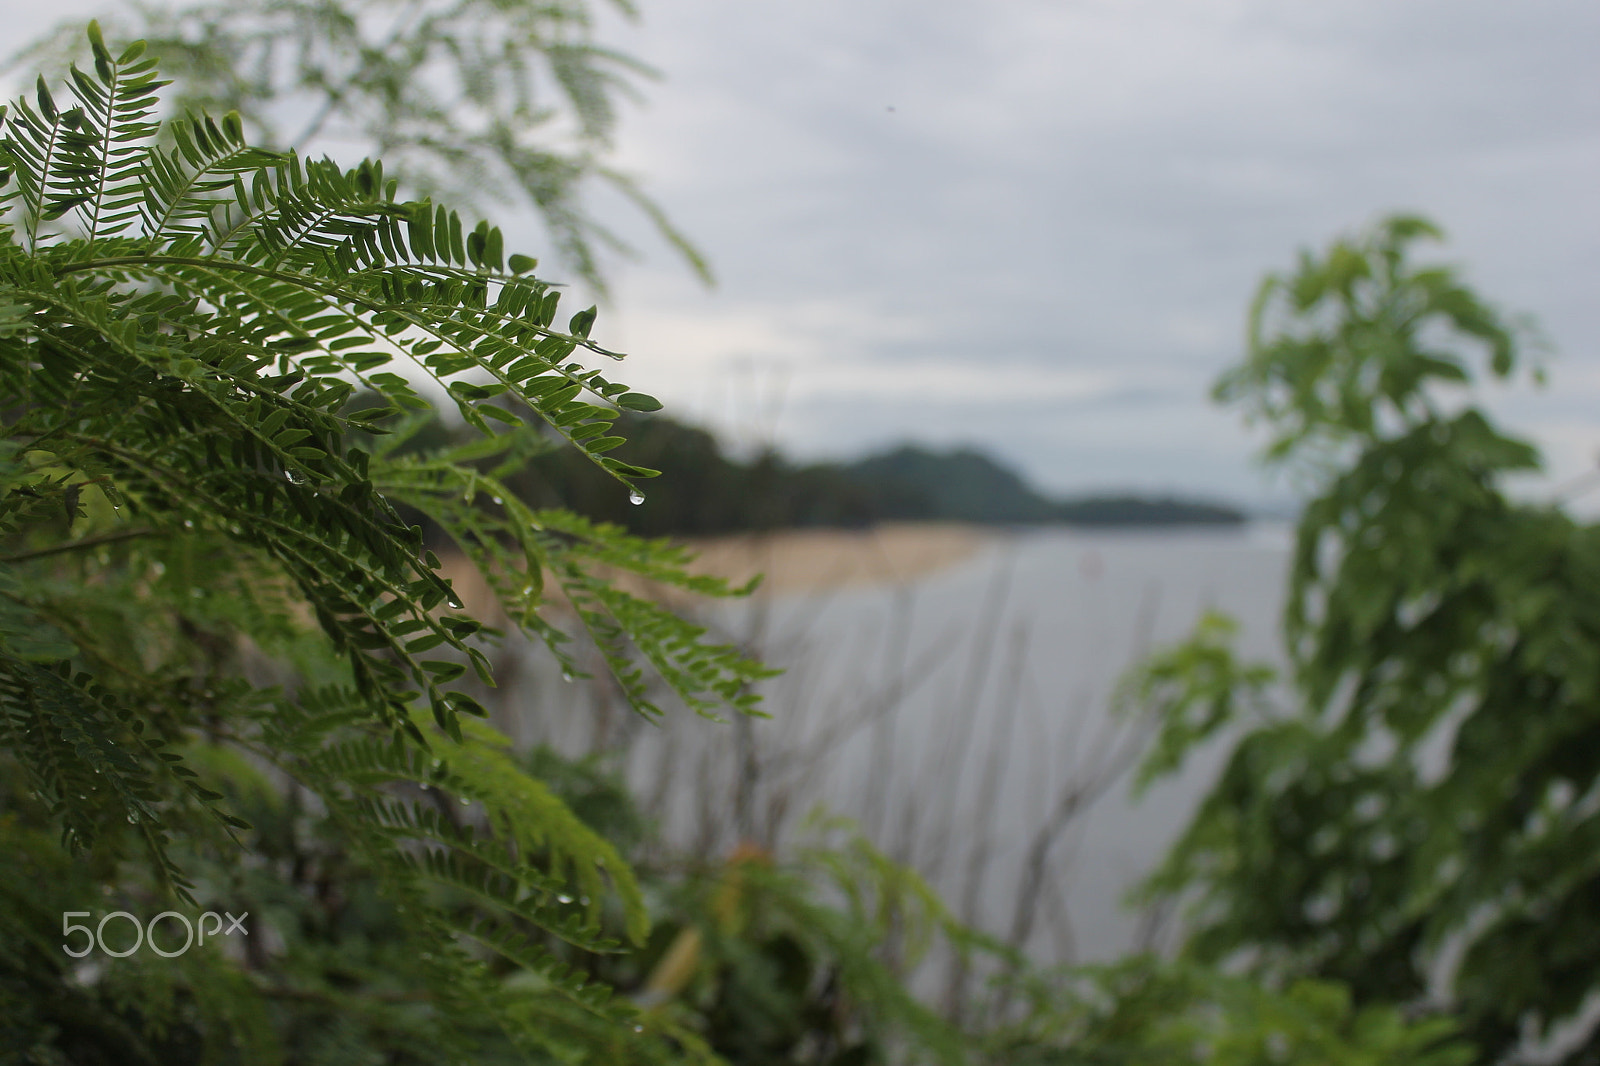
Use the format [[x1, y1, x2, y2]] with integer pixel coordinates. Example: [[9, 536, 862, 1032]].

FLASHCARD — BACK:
[[516, 523, 1294, 964]]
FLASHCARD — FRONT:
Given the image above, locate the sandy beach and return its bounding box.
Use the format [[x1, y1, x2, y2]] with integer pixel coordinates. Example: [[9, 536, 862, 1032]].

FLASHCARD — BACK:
[[435, 522, 996, 621], [676, 522, 993, 594]]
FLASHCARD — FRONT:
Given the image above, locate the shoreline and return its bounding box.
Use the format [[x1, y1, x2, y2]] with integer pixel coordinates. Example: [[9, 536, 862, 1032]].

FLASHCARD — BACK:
[[436, 519, 1288, 616], [676, 521, 995, 595]]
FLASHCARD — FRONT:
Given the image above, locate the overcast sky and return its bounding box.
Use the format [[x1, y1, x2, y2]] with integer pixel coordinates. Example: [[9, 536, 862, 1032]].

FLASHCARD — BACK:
[[9, 0, 1598, 506]]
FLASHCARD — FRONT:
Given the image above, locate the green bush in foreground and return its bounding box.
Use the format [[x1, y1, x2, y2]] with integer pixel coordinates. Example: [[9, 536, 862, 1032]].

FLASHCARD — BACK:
[[0, 24, 766, 1061]]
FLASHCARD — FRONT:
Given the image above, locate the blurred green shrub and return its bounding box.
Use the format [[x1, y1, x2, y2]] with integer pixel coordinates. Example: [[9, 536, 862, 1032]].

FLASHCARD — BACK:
[[1133, 216, 1598, 1065]]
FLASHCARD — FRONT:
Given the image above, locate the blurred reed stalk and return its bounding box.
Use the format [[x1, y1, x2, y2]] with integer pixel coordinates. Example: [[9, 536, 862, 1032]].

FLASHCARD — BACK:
[[476, 530, 1176, 997]]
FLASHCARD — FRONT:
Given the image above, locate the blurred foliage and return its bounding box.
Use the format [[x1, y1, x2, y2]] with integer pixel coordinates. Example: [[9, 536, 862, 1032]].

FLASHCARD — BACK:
[[1133, 216, 1600, 1064], [10, 0, 710, 293], [989, 958, 1473, 1066], [623, 823, 979, 1066]]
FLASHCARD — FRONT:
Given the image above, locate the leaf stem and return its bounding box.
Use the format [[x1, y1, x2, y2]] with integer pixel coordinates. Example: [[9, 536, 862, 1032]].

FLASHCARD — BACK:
[[2, 526, 152, 563]]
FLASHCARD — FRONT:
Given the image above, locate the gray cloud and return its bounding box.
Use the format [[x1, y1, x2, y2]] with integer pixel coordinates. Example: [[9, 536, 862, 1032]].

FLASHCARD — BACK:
[[580, 0, 1598, 503]]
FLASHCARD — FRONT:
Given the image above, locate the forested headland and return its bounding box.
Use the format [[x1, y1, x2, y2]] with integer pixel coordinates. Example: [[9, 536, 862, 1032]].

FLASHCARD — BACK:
[[438, 411, 1248, 536]]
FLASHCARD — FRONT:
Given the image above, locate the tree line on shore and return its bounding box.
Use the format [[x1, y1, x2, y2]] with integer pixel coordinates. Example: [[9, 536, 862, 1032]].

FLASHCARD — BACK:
[[422, 411, 1248, 537]]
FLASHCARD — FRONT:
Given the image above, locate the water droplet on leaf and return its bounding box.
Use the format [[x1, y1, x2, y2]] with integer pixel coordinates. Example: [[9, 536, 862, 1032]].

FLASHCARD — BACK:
[[627, 489, 645, 506]]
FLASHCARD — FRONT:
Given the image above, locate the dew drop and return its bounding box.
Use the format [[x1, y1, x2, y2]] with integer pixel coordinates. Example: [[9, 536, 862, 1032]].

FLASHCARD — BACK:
[[633, 1025, 644, 1033], [491, 496, 503, 505], [447, 596, 464, 609], [557, 894, 573, 905], [627, 489, 645, 506], [561, 671, 573, 683], [460, 796, 471, 805], [183, 519, 194, 529]]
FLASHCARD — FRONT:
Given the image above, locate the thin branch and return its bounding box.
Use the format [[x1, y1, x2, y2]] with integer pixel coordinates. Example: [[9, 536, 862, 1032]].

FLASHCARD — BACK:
[[1, 526, 152, 562]]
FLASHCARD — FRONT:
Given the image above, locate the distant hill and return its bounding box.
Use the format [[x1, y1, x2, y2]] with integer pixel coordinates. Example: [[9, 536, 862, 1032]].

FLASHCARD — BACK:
[[1051, 495, 1247, 526], [840, 446, 1245, 527], [372, 406, 1247, 538], [500, 415, 1246, 535], [842, 446, 1056, 523]]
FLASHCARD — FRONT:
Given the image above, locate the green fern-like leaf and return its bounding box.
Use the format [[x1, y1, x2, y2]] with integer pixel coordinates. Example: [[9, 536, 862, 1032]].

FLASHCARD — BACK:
[[0, 28, 766, 1059]]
